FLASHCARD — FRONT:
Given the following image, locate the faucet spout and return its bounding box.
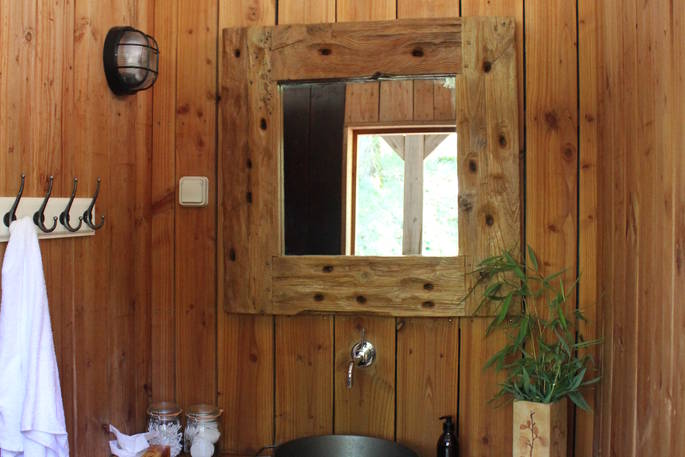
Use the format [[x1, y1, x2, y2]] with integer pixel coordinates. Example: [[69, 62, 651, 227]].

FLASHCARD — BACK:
[[346, 360, 355, 389]]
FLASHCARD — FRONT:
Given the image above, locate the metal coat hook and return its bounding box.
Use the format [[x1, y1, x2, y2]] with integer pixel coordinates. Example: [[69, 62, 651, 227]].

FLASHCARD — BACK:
[[82, 177, 105, 230], [3, 174, 25, 228], [59, 178, 83, 232], [33, 176, 58, 233]]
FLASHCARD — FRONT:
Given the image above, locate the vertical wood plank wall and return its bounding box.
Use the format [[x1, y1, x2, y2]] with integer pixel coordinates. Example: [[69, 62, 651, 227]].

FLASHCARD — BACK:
[[0, 1, 153, 456], [596, 1, 684, 457], [2, 1, 682, 456], [156, 1, 599, 457]]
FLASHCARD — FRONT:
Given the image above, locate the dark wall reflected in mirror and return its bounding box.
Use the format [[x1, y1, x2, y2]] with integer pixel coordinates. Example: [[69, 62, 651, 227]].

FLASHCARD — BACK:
[[282, 82, 346, 255]]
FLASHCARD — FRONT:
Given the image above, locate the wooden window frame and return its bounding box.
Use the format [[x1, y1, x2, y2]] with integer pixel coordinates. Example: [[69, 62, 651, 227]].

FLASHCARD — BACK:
[[344, 125, 457, 256], [220, 17, 520, 317]]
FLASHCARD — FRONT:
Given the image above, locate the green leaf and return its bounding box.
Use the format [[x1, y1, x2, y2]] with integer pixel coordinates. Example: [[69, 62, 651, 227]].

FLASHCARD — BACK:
[[521, 366, 532, 390], [527, 245, 539, 271], [571, 368, 586, 390], [487, 293, 513, 335], [484, 347, 508, 371], [568, 391, 591, 411], [557, 305, 568, 330], [573, 338, 602, 349], [554, 328, 572, 356], [504, 251, 526, 280], [582, 376, 601, 386], [484, 282, 503, 298], [513, 314, 529, 349], [544, 270, 565, 283]]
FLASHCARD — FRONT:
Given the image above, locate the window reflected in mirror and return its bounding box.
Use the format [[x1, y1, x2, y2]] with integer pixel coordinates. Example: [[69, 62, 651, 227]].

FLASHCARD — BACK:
[[352, 131, 458, 256], [281, 77, 457, 256]]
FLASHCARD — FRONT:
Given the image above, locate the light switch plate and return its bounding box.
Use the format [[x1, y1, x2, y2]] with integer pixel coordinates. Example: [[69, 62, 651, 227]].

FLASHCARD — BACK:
[[179, 176, 209, 207]]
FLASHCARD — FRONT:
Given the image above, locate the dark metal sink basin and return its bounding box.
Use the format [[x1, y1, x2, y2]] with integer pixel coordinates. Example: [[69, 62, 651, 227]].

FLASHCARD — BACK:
[[272, 435, 418, 457]]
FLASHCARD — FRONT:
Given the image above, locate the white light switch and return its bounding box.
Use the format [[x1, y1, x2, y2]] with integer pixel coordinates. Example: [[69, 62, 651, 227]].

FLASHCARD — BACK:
[[179, 176, 209, 207]]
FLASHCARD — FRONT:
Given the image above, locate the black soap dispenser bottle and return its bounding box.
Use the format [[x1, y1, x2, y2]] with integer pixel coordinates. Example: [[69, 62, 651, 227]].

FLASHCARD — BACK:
[[437, 415, 458, 457]]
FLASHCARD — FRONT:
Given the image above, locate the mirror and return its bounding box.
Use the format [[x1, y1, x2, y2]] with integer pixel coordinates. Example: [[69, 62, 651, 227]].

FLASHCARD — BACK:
[[281, 76, 457, 257], [220, 17, 520, 316]]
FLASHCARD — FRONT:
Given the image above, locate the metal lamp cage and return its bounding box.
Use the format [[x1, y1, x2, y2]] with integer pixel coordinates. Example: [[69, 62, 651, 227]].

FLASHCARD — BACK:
[[103, 26, 159, 95]]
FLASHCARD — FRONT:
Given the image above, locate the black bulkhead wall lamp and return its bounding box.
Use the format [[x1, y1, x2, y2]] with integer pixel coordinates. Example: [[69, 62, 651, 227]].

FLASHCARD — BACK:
[[103, 26, 159, 96]]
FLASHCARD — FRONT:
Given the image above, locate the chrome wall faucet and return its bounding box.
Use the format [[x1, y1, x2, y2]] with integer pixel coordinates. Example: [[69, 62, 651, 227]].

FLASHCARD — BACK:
[[346, 328, 376, 389]]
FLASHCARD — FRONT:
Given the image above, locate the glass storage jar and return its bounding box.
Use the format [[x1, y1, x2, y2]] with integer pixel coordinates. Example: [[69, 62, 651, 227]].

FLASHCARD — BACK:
[[184, 404, 223, 457], [146, 401, 183, 457]]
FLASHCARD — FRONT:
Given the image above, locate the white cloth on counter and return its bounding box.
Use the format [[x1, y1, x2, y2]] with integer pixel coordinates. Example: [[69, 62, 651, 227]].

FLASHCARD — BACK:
[[108, 425, 155, 457], [0, 217, 69, 457]]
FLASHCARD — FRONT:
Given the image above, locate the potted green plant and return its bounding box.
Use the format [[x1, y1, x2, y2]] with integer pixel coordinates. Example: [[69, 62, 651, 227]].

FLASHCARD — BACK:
[[467, 246, 600, 457]]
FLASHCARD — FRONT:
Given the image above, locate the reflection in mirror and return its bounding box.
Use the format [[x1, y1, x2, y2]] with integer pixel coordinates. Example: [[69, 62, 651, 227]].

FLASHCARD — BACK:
[[282, 77, 457, 256], [354, 131, 458, 256]]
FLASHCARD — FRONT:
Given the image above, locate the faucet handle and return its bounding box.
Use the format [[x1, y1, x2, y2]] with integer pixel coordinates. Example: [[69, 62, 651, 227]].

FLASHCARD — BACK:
[[351, 330, 376, 367], [347, 328, 376, 389]]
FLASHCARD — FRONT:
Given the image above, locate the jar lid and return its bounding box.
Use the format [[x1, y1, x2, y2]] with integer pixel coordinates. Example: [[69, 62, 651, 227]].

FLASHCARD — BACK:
[[185, 404, 223, 421], [147, 401, 182, 418]]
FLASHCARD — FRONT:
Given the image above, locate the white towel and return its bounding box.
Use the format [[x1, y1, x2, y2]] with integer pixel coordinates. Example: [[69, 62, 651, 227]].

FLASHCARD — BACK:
[[0, 217, 69, 457]]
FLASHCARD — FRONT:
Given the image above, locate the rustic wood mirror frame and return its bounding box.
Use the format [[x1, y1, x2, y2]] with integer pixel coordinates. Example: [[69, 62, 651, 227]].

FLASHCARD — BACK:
[[220, 17, 519, 317]]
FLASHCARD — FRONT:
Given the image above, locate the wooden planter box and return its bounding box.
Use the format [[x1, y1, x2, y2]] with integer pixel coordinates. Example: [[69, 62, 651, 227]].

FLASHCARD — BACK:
[[513, 399, 567, 457]]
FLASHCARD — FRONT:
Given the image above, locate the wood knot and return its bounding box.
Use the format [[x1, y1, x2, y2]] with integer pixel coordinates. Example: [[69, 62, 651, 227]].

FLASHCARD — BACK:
[[562, 145, 575, 161], [314, 293, 325, 302], [246, 191, 252, 203], [458, 195, 473, 212], [482, 60, 492, 73], [25, 31, 33, 42], [411, 48, 424, 57], [498, 134, 507, 147], [356, 295, 367, 304], [229, 248, 236, 261], [544, 111, 559, 130], [468, 160, 477, 172], [485, 214, 495, 226], [422, 301, 435, 308], [322, 265, 334, 273], [234, 49, 241, 58], [319, 48, 332, 56], [260, 118, 267, 130], [246, 158, 252, 169], [423, 283, 434, 290]]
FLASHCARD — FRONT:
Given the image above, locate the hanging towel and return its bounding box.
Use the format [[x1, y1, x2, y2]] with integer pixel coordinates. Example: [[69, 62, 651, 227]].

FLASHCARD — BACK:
[[0, 217, 69, 457]]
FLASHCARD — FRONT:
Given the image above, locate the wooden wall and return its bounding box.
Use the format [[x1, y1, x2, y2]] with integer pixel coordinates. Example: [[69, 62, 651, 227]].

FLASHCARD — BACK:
[[153, 1, 599, 457], [0, 1, 153, 456], [4, 0, 681, 456], [595, 1, 684, 456]]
